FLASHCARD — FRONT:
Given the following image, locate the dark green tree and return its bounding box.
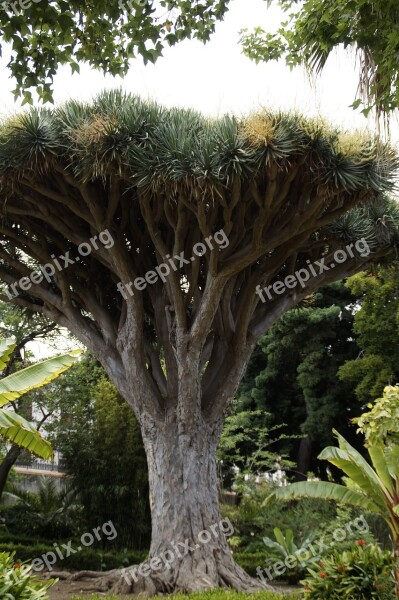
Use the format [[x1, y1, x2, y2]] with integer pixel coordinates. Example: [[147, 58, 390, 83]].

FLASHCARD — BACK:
[[0, 93, 397, 592], [233, 283, 362, 479]]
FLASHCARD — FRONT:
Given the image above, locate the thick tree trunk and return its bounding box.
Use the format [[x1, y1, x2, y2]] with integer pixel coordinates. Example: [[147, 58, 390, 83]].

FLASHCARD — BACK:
[[0, 444, 22, 500], [110, 412, 271, 595]]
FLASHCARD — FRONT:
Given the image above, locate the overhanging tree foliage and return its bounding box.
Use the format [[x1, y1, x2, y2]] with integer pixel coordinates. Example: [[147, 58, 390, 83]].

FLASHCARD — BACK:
[[0, 90, 398, 593], [241, 0, 399, 119], [0, 0, 229, 104]]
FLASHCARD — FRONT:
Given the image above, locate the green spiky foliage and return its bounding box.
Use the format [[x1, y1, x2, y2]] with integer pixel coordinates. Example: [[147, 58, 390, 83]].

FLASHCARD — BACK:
[[0, 1, 230, 104], [0, 94, 396, 334], [0, 94, 396, 370], [0, 91, 398, 591], [0, 551, 55, 600]]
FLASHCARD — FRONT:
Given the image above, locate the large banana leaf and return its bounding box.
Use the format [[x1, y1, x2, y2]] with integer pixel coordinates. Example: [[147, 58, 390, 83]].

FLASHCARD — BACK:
[[0, 408, 53, 460], [334, 430, 386, 490], [0, 350, 82, 405], [318, 446, 388, 509], [264, 480, 387, 519], [0, 338, 16, 370], [367, 445, 396, 499]]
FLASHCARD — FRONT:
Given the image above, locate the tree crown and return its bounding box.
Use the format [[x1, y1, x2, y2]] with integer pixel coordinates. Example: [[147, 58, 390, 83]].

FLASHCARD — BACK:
[[0, 91, 397, 419]]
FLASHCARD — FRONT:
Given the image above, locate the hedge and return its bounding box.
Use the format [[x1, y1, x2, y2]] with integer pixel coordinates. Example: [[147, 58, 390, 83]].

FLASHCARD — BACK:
[[0, 540, 269, 579], [0, 543, 148, 571]]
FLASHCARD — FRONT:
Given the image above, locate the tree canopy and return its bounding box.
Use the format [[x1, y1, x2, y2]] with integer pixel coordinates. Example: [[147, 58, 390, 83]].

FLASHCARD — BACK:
[[241, 0, 399, 118], [0, 0, 229, 104], [0, 93, 397, 384]]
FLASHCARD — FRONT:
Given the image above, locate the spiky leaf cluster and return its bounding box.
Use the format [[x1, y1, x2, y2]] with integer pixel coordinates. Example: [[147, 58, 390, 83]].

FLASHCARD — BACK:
[[0, 90, 397, 196]]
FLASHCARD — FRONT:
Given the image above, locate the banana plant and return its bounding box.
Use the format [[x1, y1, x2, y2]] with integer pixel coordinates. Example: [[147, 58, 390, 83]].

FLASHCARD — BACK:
[[263, 429, 399, 593], [0, 337, 81, 460]]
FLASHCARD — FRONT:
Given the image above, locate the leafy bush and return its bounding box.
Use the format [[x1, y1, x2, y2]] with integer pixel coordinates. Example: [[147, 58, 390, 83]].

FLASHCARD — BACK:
[[221, 482, 336, 554], [234, 553, 269, 577], [302, 542, 396, 599], [0, 551, 55, 599], [0, 531, 55, 546], [0, 501, 85, 540], [311, 504, 379, 554]]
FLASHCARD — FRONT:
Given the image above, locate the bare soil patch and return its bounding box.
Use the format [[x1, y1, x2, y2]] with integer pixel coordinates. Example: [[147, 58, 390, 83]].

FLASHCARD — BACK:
[[45, 576, 132, 600]]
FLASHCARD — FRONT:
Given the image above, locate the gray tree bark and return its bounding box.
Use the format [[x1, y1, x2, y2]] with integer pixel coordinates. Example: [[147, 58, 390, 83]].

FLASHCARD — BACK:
[[112, 411, 265, 593]]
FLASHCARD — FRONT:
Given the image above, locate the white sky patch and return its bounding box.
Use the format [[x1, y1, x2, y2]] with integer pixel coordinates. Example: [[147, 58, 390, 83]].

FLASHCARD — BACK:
[[25, 333, 83, 359]]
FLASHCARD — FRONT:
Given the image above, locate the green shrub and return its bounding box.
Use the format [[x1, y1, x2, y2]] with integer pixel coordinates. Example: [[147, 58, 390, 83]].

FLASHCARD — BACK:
[[0, 503, 77, 540], [0, 541, 268, 577], [221, 484, 336, 554], [311, 505, 379, 555], [234, 552, 268, 577], [0, 551, 55, 599], [302, 541, 396, 599], [0, 530, 65, 546]]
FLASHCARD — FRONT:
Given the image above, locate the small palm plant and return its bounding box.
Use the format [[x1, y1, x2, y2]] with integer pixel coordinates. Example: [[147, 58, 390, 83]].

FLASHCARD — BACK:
[[263, 527, 319, 583], [0, 337, 81, 459]]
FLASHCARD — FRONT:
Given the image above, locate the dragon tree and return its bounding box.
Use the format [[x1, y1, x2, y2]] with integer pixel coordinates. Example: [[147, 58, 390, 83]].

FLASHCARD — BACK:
[[0, 91, 398, 594]]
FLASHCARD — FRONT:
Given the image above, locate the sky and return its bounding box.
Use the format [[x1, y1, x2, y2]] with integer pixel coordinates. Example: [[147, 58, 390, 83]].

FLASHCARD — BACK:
[[0, 0, 396, 355]]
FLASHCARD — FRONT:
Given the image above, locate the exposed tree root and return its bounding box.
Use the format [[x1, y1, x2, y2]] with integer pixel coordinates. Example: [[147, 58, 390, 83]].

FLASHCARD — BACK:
[[43, 561, 281, 596]]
